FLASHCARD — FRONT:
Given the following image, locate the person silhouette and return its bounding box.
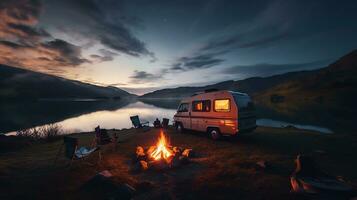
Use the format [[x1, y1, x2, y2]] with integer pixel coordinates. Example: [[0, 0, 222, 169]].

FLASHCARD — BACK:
[[153, 118, 161, 128]]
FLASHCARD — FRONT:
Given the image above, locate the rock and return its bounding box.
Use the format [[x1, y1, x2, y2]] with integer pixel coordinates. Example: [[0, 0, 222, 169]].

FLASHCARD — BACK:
[[99, 170, 113, 177], [134, 146, 147, 162], [179, 155, 189, 164], [171, 154, 181, 168], [132, 160, 148, 172], [135, 181, 155, 192], [314, 150, 327, 155], [173, 146, 182, 154], [139, 160, 148, 171], [149, 159, 169, 170], [182, 148, 194, 158], [136, 146, 144, 155], [80, 173, 135, 200], [256, 160, 269, 169]]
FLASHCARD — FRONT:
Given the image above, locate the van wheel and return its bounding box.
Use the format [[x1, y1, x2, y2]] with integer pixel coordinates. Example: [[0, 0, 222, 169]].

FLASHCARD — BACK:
[[208, 128, 221, 140], [176, 123, 184, 133]]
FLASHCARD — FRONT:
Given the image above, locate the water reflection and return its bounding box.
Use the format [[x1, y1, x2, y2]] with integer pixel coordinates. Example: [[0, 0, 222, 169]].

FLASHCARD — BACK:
[[257, 118, 333, 134], [57, 101, 177, 133], [2, 99, 336, 135]]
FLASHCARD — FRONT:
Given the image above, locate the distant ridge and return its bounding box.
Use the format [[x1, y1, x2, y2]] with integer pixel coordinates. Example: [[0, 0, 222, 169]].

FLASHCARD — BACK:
[[0, 64, 136, 100], [140, 50, 357, 101]]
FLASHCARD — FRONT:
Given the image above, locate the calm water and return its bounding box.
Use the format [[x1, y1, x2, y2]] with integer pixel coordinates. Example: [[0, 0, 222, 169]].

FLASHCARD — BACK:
[[1, 99, 334, 135]]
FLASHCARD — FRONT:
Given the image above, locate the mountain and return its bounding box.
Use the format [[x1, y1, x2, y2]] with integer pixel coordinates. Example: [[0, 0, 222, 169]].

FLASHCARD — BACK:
[[0, 64, 136, 100], [140, 50, 357, 118], [254, 50, 357, 114], [140, 70, 315, 99]]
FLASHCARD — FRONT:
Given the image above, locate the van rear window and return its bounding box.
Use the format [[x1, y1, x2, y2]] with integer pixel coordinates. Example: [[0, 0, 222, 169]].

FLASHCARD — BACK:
[[214, 99, 230, 112], [232, 94, 254, 112], [192, 100, 210, 112]]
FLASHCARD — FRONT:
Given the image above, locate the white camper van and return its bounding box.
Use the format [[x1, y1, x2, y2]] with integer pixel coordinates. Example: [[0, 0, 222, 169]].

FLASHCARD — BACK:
[[173, 90, 256, 139]]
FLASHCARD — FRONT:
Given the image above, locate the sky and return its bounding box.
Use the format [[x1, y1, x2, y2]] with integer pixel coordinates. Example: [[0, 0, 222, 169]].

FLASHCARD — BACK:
[[0, 0, 357, 95]]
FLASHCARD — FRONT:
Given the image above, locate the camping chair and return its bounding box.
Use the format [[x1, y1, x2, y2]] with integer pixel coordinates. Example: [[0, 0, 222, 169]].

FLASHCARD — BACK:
[[94, 126, 117, 150], [130, 115, 149, 129], [162, 118, 169, 129], [54, 136, 101, 168]]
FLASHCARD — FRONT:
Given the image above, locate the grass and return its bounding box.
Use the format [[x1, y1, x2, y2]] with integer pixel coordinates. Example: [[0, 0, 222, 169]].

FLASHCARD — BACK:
[[0, 126, 357, 199]]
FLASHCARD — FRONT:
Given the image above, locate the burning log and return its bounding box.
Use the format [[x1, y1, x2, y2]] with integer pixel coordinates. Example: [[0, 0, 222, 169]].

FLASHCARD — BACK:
[[139, 160, 148, 171], [182, 148, 194, 158], [132, 130, 193, 171], [134, 146, 147, 162]]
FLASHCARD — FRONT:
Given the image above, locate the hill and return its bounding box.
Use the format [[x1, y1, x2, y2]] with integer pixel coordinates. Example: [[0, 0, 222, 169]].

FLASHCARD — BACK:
[[0, 64, 136, 100], [140, 69, 315, 99], [141, 50, 357, 106], [255, 50, 357, 117]]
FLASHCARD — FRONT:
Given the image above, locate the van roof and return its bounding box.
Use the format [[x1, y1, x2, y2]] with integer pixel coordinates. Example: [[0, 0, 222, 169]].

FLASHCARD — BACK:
[[229, 91, 249, 96], [182, 90, 249, 102]]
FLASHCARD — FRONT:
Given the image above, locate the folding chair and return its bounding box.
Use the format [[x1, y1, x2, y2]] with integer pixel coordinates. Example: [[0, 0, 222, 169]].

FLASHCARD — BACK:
[[162, 118, 169, 129], [94, 126, 117, 151], [54, 136, 101, 168], [130, 115, 149, 130]]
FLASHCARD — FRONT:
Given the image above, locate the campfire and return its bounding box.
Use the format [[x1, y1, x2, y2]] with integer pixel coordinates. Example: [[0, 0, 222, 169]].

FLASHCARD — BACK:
[[133, 130, 194, 171]]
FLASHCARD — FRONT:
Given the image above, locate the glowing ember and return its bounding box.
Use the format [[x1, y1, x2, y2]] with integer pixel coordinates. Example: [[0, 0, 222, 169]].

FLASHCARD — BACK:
[[150, 131, 173, 161]]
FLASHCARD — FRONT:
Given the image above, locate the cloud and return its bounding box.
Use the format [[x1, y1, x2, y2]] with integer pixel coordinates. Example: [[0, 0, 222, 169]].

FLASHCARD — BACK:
[[170, 52, 225, 72], [0, 0, 48, 41], [221, 60, 331, 78], [90, 49, 119, 62], [0, 0, 90, 74], [0, 39, 90, 70], [41, 39, 90, 66], [51, 0, 154, 59], [129, 70, 163, 84]]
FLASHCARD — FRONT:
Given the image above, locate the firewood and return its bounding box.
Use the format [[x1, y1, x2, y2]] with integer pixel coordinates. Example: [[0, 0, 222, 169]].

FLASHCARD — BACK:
[[139, 160, 148, 171], [179, 155, 189, 164], [136, 146, 144, 155], [146, 146, 156, 157], [171, 154, 181, 168], [149, 159, 169, 170], [172, 146, 182, 154], [182, 149, 194, 158]]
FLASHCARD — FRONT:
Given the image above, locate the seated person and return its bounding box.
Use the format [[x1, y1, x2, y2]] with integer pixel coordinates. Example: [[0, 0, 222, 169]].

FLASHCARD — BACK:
[[153, 118, 161, 128]]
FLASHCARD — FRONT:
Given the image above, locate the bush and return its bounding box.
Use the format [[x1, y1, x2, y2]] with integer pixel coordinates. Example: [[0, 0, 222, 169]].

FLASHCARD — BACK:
[[16, 124, 64, 142]]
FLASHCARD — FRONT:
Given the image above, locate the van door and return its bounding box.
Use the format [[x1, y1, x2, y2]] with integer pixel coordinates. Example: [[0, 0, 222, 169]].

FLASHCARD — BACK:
[[176, 103, 191, 129], [191, 100, 211, 132]]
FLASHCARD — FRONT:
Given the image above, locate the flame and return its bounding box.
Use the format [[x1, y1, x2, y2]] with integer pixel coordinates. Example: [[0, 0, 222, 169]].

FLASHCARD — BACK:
[[150, 130, 173, 161]]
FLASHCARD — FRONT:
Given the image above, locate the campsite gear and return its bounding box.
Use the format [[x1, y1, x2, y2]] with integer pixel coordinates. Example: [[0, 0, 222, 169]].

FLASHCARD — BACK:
[[153, 118, 161, 128], [94, 126, 115, 145], [162, 118, 169, 129], [290, 154, 355, 197], [94, 126, 118, 151], [54, 136, 101, 168], [80, 171, 135, 200], [130, 115, 149, 129], [174, 90, 256, 139]]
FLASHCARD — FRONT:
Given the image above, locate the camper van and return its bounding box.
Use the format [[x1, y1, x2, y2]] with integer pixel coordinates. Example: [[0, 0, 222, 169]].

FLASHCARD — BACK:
[[173, 90, 256, 139]]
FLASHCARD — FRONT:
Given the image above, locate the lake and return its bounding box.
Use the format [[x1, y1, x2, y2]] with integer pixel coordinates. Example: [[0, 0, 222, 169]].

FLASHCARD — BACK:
[[1, 99, 334, 135]]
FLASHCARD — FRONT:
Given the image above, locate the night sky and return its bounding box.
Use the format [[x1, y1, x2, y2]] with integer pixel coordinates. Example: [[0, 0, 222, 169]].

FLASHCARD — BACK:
[[1, 0, 357, 94]]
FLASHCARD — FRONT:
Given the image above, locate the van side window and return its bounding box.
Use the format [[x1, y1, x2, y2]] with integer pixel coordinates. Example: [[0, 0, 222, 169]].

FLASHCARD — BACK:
[[177, 103, 189, 112], [214, 99, 230, 112], [192, 100, 210, 112]]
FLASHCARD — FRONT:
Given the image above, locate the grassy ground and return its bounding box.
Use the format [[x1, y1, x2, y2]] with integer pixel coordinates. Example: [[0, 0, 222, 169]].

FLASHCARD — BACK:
[[1, 126, 357, 200]]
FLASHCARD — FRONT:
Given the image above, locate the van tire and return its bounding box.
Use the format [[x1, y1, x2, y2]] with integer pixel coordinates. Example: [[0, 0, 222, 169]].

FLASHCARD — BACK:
[[176, 123, 184, 134], [208, 128, 221, 140]]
